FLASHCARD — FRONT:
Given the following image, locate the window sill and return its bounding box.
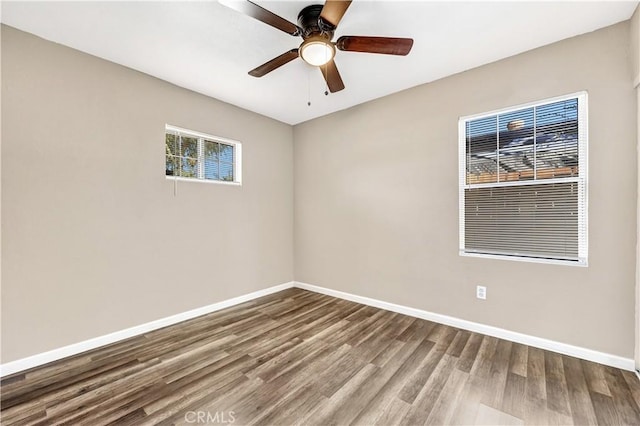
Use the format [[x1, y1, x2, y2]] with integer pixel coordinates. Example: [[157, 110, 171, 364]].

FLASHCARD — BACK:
[[165, 176, 242, 186], [460, 251, 587, 267]]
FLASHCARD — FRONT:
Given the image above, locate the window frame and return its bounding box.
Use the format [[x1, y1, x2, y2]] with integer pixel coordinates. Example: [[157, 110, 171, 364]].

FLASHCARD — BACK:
[[458, 92, 588, 267], [165, 124, 242, 186]]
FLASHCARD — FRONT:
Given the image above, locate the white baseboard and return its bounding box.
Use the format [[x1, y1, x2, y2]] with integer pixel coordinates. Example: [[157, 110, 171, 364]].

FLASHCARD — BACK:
[[294, 281, 635, 372], [2, 279, 633, 376], [0, 281, 295, 377]]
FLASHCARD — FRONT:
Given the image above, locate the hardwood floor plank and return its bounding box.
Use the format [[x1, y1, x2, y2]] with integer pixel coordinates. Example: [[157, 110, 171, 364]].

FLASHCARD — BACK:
[[170, 376, 263, 426], [344, 310, 397, 347], [300, 363, 379, 425], [1, 355, 138, 409], [445, 336, 498, 425], [0, 408, 46, 426], [316, 350, 367, 398], [480, 338, 512, 408], [144, 372, 253, 425], [589, 390, 621, 426], [349, 338, 430, 425], [396, 317, 436, 342], [368, 397, 411, 426], [402, 353, 459, 424], [562, 355, 598, 425], [582, 360, 613, 397], [0, 374, 25, 387], [163, 350, 230, 385], [525, 346, 547, 402], [424, 367, 470, 425], [318, 335, 426, 425], [370, 339, 406, 368], [247, 382, 327, 426], [475, 403, 524, 425], [242, 303, 334, 349], [501, 372, 527, 420], [446, 330, 471, 358], [352, 314, 414, 363], [246, 343, 353, 423], [545, 408, 574, 425], [0, 359, 153, 424], [398, 325, 457, 404], [455, 332, 483, 373], [344, 305, 378, 322], [469, 336, 499, 378], [602, 365, 640, 425], [248, 335, 337, 383], [544, 351, 572, 416], [509, 343, 529, 377], [621, 370, 640, 408], [143, 353, 256, 417], [446, 382, 482, 425]]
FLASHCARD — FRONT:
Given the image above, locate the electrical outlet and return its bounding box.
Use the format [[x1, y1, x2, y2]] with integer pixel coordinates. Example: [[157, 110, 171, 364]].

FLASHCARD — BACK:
[[476, 285, 487, 300]]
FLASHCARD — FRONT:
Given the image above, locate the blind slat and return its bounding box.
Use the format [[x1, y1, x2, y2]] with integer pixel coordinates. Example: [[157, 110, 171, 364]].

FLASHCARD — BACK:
[[464, 181, 582, 259]]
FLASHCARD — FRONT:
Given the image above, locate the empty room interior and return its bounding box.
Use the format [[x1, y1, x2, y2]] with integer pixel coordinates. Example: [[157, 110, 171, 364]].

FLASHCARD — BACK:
[[2, 0, 640, 425]]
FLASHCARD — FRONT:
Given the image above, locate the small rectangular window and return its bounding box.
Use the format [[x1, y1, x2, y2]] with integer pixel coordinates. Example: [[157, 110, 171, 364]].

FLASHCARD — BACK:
[[165, 125, 242, 185], [459, 93, 588, 266]]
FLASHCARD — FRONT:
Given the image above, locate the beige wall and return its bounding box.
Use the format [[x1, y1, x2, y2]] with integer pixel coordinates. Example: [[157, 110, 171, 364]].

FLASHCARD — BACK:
[[631, 6, 639, 84], [294, 22, 637, 358], [1, 26, 294, 362], [632, 5, 640, 369], [0, 19, 3, 364]]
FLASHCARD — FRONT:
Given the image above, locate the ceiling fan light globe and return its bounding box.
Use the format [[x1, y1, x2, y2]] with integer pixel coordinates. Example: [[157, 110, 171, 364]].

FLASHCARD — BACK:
[[300, 39, 335, 66]]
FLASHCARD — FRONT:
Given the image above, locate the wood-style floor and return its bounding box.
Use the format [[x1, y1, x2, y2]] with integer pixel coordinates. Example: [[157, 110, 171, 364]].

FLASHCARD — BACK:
[[2, 288, 640, 425]]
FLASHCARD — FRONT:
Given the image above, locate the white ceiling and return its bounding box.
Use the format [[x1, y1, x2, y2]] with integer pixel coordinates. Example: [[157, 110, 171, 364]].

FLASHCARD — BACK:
[[2, 1, 638, 125]]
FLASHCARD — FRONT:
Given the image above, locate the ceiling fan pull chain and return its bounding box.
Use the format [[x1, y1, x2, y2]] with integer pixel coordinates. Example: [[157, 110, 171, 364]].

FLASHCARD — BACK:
[[324, 48, 329, 95], [325, 66, 329, 96], [307, 68, 311, 106]]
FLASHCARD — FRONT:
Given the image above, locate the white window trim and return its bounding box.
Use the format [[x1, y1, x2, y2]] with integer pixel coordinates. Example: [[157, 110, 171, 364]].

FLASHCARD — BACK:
[[165, 124, 242, 185], [458, 91, 588, 267]]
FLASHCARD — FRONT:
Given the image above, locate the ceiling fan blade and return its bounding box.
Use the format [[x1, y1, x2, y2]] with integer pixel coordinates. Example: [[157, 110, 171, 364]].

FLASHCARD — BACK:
[[220, 0, 301, 36], [319, 0, 352, 28], [249, 49, 299, 77], [319, 59, 345, 93], [336, 36, 414, 55]]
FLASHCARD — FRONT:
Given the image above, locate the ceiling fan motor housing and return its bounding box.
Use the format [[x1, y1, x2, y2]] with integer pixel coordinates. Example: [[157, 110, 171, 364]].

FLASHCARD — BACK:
[[297, 5, 335, 40]]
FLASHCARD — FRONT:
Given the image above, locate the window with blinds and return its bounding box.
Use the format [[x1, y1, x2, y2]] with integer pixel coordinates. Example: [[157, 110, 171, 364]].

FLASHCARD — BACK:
[[165, 125, 242, 185], [458, 93, 587, 265]]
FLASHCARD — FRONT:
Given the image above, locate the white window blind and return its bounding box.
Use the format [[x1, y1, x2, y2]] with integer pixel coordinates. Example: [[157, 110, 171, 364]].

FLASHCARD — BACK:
[[165, 125, 242, 185], [459, 93, 588, 265]]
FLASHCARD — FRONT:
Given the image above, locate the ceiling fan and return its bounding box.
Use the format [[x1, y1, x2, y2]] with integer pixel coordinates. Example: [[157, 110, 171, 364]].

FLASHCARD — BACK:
[[220, 0, 414, 93]]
